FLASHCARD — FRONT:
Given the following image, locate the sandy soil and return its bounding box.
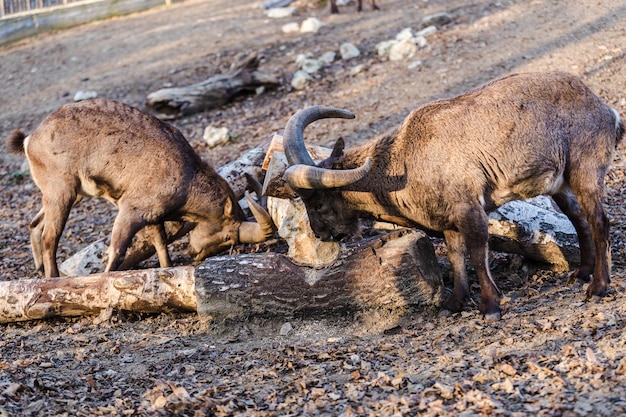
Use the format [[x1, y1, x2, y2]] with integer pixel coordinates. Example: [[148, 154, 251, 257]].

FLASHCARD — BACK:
[[1, 0, 626, 415]]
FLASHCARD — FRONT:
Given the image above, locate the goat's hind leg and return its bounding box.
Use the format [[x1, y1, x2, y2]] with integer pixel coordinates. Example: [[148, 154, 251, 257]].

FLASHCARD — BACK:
[[458, 206, 503, 319], [575, 189, 612, 299], [552, 189, 595, 286], [441, 229, 471, 313], [39, 191, 76, 277], [29, 208, 45, 274]]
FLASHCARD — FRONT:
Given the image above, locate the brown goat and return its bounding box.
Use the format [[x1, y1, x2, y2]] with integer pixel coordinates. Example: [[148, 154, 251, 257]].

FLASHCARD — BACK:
[[8, 99, 275, 277], [282, 72, 624, 320], [329, 0, 378, 14]]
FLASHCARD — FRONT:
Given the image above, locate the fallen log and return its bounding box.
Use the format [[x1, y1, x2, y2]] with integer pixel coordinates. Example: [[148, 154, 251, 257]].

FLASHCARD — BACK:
[[145, 53, 280, 120], [0, 267, 196, 324], [0, 230, 443, 323], [195, 229, 443, 318]]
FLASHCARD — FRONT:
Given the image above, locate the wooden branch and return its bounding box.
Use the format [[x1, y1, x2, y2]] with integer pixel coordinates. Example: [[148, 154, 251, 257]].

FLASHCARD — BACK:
[[0, 230, 443, 323], [146, 54, 280, 119]]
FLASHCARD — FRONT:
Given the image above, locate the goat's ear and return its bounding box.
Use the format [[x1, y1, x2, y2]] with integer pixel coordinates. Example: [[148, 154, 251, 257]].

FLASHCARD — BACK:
[[224, 196, 234, 217], [331, 138, 345, 159]]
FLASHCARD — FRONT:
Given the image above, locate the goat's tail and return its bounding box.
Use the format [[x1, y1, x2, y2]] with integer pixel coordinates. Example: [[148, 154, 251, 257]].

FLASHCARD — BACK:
[[612, 108, 624, 146], [7, 129, 27, 155]]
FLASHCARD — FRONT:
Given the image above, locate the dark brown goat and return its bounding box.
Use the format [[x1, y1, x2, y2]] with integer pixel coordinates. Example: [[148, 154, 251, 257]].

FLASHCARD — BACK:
[[8, 99, 275, 277], [329, 0, 378, 14], [282, 72, 624, 320]]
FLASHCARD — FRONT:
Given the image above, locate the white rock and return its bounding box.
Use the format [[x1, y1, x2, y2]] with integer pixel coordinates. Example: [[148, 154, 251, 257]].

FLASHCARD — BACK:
[[265, 6, 296, 18], [291, 70, 313, 90], [282, 22, 300, 33], [300, 17, 324, 33], [339, 42, 360, 60], [268, 196, 339, 267], [416, 24, 437, 38], [60, 238, 107, 276], [375, 39, 398, 58], [350, 64, 364, 76], [488, 197, 580, 269], [279, 322, 293, 336], [73, 90, 98, 101], [396, 27, 414, 42], [319, 51, 336, 65], [301, 58, 323, 74], [389, 38, 418, 61], [295, 53, 312, 68], [408, 60, 423, 70], [262, 0, 294, 9], [414, 35, 428, 48], [203, 125, 230, 148]]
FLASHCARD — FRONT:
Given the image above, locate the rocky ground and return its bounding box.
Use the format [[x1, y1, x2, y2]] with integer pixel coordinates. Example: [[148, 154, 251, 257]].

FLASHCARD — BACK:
[[1, 0, 626, 415]]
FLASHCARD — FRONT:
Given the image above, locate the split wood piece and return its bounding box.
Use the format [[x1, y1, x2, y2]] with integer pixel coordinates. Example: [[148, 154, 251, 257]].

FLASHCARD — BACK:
[[262, 133, 331, 198], [0, 267, 196, 324], [267, 196, 340, 267], [195, 229, 444, 319], [145, 53, 280, 120]]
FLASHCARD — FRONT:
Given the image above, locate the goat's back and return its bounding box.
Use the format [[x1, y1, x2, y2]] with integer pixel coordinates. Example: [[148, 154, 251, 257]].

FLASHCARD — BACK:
[[25, 99, 206, 209], [395, 72, 619, 192]]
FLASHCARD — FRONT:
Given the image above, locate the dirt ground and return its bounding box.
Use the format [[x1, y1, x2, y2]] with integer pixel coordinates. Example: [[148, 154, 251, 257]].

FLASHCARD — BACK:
[[1, 0, 626, 415]]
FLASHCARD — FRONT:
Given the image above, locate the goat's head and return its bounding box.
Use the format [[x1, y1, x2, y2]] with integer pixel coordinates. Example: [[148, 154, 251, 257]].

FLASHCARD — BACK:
[[189, 190, 275, 260], [282, 106, 371, 241]]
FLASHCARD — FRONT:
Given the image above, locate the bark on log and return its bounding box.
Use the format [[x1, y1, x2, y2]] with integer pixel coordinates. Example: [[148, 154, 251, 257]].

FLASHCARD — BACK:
[[195, 229, 443, 319], [0, 230, 443, 323], [145, 54, 280, 120]]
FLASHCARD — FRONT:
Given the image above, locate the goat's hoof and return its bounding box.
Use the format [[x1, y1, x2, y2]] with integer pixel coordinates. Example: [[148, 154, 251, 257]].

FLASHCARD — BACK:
[[586, 281, 608, 299], [567, 268, 591, 286], [442, 296, 465, 314], [483, 310, 502, 321]]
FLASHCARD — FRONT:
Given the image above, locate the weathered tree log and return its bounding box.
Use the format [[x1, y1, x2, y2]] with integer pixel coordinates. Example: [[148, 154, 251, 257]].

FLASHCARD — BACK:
[[146, 54, 280, 119], [488, 196, 580, 270], [0, 267, 196, 323], [0, 230, 443, 323], [195, 229, 443, 319]]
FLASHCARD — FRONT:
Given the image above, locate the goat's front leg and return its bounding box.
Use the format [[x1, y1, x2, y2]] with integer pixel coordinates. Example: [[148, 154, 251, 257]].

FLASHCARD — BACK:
[[146, 223, 172, 268], [106, 207, 146, 272], [442, 229, 471, 313]]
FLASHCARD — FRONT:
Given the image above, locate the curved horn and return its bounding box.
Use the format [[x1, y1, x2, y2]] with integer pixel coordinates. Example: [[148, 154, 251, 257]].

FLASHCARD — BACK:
[[238, 191, 276, 243], [284, 106, 356, 167], [284, 157, 371, 190]]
